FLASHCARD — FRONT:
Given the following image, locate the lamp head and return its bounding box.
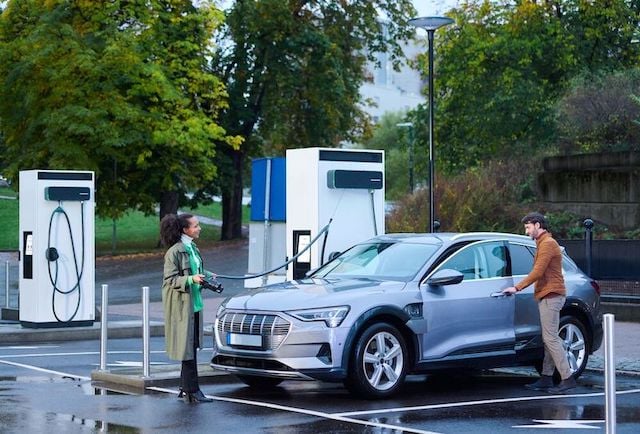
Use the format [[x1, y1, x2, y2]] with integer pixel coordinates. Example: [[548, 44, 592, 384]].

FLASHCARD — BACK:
[[408, 16, 454, 31]]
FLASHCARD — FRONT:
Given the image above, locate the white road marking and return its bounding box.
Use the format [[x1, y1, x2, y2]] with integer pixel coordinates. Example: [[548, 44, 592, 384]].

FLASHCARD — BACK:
[[5, 345, 60, 350], [108, 361, 168, 367], [149, 386, 443, 434], [334, 389, 640, 416], [0, 350, 166, 359], [513, 419, 604, 429], [0, 359, 90, 381]]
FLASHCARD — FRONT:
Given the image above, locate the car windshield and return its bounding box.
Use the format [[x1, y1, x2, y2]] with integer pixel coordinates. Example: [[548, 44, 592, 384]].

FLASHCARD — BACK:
[[312, 242, 440, 281]]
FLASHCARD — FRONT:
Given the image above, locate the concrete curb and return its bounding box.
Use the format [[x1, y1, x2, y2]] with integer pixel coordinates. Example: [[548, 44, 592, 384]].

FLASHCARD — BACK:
[[91, 363, 234, 393]]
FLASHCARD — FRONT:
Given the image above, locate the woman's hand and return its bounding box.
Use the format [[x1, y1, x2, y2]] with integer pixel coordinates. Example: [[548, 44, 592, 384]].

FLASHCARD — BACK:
[[192, 274, 205, 284]]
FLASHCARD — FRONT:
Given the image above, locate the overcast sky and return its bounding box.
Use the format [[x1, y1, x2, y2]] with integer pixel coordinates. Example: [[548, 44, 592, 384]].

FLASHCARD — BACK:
[[415, 0, 460, 17]]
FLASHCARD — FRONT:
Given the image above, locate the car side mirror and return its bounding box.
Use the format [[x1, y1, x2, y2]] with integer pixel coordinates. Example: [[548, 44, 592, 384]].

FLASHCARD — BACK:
[[327, 251, 341, 262], [426, 269, 464, 286]]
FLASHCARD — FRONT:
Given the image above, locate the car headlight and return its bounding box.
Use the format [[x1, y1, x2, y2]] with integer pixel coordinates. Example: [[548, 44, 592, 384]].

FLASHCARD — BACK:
[[287, 306, 350, 328], [216, 298, 229, 318]]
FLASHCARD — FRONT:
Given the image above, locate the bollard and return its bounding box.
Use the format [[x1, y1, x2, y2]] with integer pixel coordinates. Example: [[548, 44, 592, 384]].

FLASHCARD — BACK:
[[99, 284, 108, 371], [5, 261, 9, 308], [604, 313, 616, 434], [142, 286, 150, 378], [584, 218, 594, 278]]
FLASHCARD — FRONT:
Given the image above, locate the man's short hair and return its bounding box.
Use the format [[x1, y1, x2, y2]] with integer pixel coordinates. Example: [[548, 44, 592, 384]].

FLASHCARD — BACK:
[[521, 212, 548, 229]]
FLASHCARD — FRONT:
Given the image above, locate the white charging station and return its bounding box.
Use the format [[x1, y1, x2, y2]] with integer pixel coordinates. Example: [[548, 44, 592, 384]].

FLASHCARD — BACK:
[[286, 148, 385, 280], [19, 170, 95, 328]]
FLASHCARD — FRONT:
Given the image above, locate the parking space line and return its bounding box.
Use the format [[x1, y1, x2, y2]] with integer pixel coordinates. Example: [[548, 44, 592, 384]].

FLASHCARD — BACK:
[[334, 389, 640, 417], [0, 359, 90, 381], [148, 386, 442, 434], [0, 350, 166, 359]]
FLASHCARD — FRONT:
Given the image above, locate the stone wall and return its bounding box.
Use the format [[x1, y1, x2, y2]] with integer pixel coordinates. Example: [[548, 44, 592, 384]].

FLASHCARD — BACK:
[[539, 151, 640, 230]]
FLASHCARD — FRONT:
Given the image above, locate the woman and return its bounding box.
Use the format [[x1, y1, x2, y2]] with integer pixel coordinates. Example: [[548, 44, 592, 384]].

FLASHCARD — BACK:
[[160, 213, 214, 403]]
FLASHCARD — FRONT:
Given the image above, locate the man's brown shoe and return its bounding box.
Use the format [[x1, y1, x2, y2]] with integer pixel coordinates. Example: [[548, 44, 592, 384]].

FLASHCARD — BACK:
[[547, 376, 577, 394], [524, 375, 554, 391]]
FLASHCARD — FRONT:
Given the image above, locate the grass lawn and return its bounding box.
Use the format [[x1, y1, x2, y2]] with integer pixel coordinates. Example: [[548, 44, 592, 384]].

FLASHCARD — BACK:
[[0, 186, 249, 255]]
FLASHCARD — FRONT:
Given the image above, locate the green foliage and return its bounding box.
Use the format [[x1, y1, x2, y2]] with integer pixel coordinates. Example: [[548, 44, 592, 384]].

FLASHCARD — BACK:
[[357, 111, 419, 200], [0, 190, 248, 253], [0, 193, 18, 250], [415, 0, 640, 174], [207, 0, 417, 239], [216, 0, 416, 151], [0, 0, 235, 221], [429, 1, 576, 174], [556, 69, 640, 153], [543, 211, 591, 240], [387, 158, 538, 233]]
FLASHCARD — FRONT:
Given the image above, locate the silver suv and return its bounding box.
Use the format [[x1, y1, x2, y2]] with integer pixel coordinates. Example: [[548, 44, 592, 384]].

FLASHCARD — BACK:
[[211, 232, 603, 398]]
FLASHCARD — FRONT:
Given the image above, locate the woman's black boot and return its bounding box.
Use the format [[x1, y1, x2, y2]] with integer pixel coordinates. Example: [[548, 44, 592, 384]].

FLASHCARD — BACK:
[[183, 389, 213, 403]]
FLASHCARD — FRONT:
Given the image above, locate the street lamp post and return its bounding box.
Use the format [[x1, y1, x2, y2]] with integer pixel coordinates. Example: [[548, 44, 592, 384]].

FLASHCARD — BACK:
[[396, 122, 414, 194], [408, 16, 454, 233]]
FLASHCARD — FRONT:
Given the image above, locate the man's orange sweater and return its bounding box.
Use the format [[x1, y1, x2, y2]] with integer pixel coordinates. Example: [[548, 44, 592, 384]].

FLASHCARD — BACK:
[[515, 232, 566, 300]]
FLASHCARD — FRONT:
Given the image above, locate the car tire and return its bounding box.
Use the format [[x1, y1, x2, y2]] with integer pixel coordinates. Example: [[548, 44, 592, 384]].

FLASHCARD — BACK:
[[236, 375, 283, 389], [344, 322, 408, 399], [534, 315, 590, 381]]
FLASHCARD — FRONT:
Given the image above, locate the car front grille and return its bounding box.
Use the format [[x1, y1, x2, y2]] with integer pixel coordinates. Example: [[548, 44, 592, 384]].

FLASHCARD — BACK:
[[217, 312, 291, 351]]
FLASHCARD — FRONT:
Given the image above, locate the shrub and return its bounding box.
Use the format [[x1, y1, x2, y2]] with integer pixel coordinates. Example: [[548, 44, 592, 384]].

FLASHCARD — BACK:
[[386, 159, 537, 233]]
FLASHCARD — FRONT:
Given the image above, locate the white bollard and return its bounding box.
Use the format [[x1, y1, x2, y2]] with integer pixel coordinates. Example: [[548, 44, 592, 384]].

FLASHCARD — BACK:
[[604, 313, 616, 434], [142, 286, 150, 378], [99, 284, 108, 371]]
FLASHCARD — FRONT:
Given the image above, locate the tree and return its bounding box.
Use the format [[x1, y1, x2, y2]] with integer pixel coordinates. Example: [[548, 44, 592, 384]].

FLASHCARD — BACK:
[[357, 111, 424, 200], [0, 0, 236, 221], [414, 0, 640, 175], [207, 0, 417, 239], [556, 69, 640, 153]]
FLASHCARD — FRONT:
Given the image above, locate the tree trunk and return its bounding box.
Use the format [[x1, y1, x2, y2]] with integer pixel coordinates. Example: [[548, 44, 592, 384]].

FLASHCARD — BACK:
[[221, 149, 244, 240], [159, 190, 179, 221], [157, 190, 180, 247]]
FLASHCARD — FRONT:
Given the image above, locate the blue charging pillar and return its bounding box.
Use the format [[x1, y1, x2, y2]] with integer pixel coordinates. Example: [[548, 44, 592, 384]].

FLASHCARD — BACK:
[[246, 158, 286, 287]]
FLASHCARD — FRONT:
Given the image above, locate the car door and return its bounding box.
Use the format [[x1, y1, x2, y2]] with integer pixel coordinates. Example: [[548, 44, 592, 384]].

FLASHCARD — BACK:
[[420, 240, 515, 362], [508, 241, 542, 350]]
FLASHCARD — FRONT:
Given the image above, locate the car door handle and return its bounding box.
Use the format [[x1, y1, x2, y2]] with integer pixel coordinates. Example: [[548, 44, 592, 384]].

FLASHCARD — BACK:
[[490, 291, 507, 298]]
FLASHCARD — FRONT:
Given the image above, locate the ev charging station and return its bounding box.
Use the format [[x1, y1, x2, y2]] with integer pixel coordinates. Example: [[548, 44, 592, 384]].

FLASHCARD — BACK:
[[286, 148, 385, 280], [18, 170, 95, 328], [246, 157, 287, 288]]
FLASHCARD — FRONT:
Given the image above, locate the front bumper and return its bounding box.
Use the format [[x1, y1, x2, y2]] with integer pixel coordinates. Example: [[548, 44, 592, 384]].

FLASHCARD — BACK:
[[210, 310, 350, 381]]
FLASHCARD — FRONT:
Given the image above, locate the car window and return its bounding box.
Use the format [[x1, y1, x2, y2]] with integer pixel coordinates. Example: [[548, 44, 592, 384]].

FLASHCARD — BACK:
[[562, 256, 578, 273], [510, 243, 534, 276], [436, 241, 507, 281]]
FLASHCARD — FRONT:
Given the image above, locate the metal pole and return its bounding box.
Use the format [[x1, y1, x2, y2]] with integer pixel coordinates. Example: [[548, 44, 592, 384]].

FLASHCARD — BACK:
[[584, 218, 594, 277], [262, 159, 272, 286], [5, 261, 9, 308], [604, 313, 616, 434], [99, 284, 108, 371], [142, 285, 150, 377], [428, 28, 435, 233], [409, 126, 415, 194]]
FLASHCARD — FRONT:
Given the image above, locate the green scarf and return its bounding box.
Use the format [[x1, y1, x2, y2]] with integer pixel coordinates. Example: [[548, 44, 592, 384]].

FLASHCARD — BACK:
[[184, 243, 204, 313]]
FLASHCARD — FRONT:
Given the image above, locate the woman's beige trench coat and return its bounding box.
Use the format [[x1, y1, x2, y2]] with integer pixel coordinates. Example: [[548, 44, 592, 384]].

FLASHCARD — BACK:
[[162, 242, 204, 361]]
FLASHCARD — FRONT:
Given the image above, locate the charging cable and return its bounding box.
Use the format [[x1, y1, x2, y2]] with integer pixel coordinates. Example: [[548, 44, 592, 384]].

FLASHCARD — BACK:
[[46, 202, 85, 322], [216, 219, 332, 280]]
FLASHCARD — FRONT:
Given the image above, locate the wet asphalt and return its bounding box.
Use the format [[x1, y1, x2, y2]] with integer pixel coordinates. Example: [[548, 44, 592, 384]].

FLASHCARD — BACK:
[[3, 240, 640, 432]]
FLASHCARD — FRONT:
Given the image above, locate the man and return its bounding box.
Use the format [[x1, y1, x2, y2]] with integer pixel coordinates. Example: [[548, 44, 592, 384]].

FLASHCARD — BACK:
[[502, 212, 576, 393]]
